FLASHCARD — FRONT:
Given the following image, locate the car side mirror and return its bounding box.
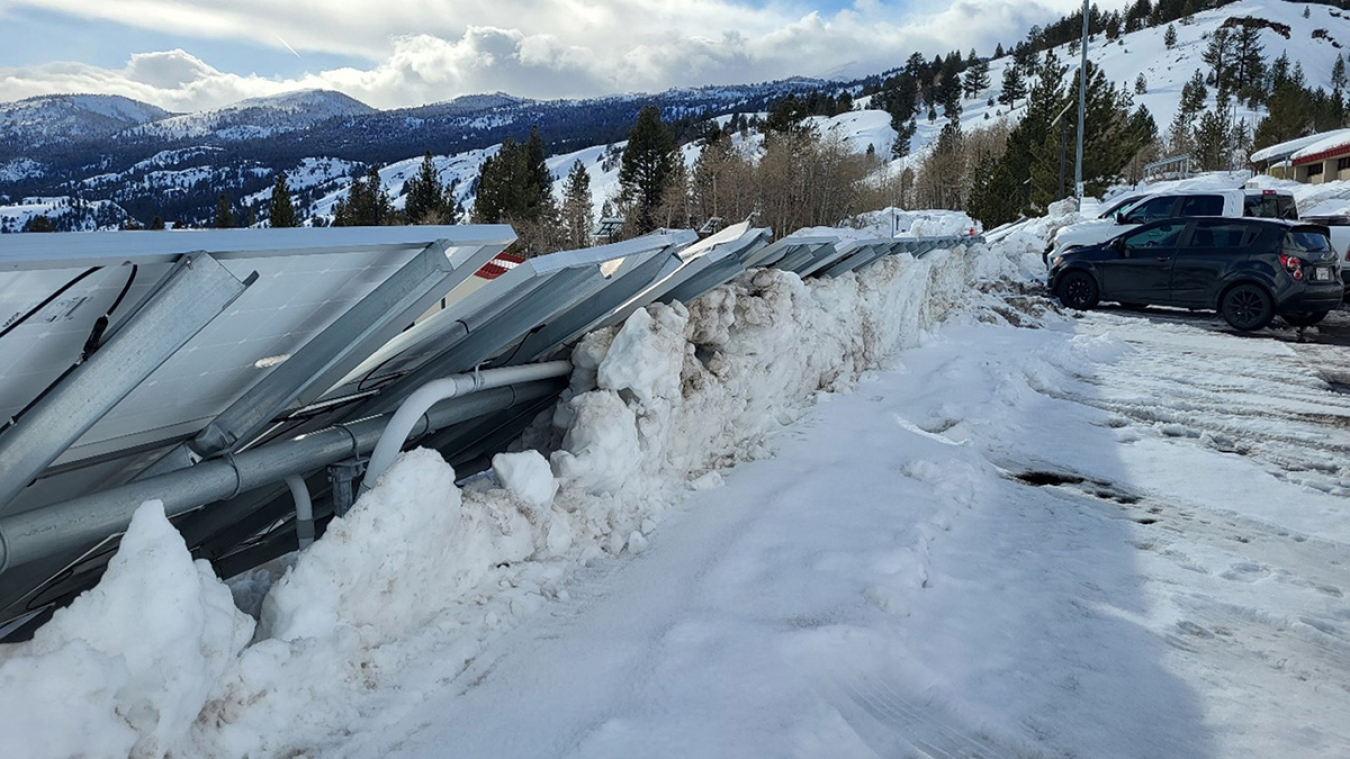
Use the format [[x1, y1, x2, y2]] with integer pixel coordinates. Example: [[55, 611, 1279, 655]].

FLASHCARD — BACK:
[[1115, 212, 1127, 224], [1113, 238, 1126, 256]]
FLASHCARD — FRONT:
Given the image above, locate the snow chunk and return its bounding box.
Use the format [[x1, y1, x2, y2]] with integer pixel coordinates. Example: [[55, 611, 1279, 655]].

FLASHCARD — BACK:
[[260, 449, 530, 644], [597, 304, 687, 407], [0, 501, 253, 759], [551, 390, 642, 495], [493, 450, 558, 507]]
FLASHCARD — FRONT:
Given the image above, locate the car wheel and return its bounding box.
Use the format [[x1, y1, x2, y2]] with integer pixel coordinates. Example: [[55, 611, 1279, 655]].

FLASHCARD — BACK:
[[1220, 283, 1274, 331], [1057, 270, 1100, 310], [1281, 310, 1329, 327]]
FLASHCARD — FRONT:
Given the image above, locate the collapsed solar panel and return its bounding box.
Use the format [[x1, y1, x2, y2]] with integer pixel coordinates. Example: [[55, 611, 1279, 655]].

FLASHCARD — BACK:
[[324, 229, 696, 416], [818, 239, 896, 278], [600, 222, 771, 330], [0, 226, 515, 518], [0, 219, 985, 637], [0, 227, 518, 630]]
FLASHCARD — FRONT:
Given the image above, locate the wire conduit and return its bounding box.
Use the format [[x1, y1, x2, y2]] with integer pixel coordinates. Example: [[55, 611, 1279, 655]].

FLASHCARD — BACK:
[[362, 360, 572, 491]]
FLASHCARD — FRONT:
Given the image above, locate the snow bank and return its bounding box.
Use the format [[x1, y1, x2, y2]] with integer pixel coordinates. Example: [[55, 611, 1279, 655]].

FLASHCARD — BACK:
[[0, 502, 253, 759], [0, 230, 1027, 758]]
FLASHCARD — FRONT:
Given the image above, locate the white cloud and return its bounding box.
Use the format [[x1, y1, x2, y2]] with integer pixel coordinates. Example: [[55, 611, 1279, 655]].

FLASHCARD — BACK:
[[0, 0, 1107, 112]]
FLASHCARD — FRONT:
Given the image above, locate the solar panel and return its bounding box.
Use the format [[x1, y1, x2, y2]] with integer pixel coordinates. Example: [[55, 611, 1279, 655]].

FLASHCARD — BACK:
[[818, 239, 893, 278], [599, 223, 769, 329], [317, 230, 684, 421], [742, 237, 833, 270], [0, 226, 514, 509]]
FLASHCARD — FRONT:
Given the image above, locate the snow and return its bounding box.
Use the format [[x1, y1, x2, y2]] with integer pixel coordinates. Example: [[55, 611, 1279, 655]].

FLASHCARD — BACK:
[[0, 501, 253, 759]]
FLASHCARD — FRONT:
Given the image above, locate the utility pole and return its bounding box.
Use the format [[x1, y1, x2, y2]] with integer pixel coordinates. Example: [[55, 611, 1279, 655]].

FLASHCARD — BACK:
[[1075, 0, 1089, 204], [1049, 101, 1074, 200]]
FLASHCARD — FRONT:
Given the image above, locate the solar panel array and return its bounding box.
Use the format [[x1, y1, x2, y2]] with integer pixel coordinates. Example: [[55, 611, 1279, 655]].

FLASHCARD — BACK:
[[0, 223, 981, 635]]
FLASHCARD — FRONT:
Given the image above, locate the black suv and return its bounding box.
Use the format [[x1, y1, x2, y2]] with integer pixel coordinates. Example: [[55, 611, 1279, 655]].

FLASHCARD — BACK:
[[1048, 217, 1343, 330]]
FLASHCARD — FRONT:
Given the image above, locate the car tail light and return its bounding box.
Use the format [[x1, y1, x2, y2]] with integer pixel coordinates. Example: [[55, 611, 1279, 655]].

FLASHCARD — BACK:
[[1279, 253, 1304, 280]]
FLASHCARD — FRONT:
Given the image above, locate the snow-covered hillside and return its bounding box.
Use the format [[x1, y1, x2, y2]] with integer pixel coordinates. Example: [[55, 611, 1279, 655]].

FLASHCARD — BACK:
[[0, 196, 126, 233], [880, 0, 1348, 168]]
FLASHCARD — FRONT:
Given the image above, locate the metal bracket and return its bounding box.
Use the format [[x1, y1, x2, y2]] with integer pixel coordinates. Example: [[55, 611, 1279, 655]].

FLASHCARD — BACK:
[[328, 460, 366, 518]]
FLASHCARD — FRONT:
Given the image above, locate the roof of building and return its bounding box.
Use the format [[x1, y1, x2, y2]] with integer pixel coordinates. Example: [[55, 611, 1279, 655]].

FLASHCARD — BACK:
[[1250, 127, 1350, 164], [1291, 129, 1350, 166]]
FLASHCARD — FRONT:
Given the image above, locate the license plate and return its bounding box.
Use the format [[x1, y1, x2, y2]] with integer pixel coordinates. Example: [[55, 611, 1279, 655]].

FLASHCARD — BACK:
[[1314, 267, 1332, 281]]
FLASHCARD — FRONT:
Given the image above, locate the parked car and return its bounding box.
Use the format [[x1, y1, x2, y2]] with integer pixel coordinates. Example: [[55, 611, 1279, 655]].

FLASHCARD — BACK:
[[1044, 188, 1299, 265], [1301, 214, 1350, 297], [1048, 217, 1343, 330]]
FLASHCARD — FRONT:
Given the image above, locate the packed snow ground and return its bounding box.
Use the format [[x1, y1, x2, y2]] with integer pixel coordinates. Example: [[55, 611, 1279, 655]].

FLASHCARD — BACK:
[[2, 209, 1349, 757]]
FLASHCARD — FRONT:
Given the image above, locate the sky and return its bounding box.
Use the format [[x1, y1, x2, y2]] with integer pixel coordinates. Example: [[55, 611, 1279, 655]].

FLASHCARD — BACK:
[[0, 0, 1100, 113]]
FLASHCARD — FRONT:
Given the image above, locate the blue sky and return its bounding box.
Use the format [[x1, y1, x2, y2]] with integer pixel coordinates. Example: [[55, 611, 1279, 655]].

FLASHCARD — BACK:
[[0, 0, 1090, 112]]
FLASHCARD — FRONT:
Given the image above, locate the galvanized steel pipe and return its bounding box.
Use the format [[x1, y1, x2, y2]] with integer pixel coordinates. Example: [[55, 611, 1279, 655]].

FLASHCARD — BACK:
[[0, 378, 565, 572]]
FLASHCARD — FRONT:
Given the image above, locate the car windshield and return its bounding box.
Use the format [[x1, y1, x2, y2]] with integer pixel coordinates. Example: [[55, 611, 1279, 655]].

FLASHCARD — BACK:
[[1245, 194, 1298, 220], [1283, 230, 1331, 254], [1099, 196, 1146, 219]]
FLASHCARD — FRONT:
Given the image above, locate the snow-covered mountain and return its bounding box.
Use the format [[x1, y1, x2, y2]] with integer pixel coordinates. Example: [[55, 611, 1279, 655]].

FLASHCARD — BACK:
[[0, 93, 173, 147], [128, 89, 376, 141]]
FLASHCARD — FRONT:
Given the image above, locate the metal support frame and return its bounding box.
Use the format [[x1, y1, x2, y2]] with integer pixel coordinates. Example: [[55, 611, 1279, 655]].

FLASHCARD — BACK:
[[0, 378, 566, 573], [778, 242, 844, 276], [192, 240, 485, 458], [747, 239, 832, 271], [0, 253, 253, 515], [500, 249, 683, 366], [820, 241, 890, 278], [355, 267, 597, 418], [661, 229, 770, 304], [328, 462, 364, 518]]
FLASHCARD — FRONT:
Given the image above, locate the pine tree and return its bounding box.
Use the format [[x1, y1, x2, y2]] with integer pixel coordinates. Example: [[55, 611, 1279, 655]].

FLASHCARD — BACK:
[[963, 56, 991, 98], [22, 215, 55, 233], [1164, 24, 1177, 48], [891, 118, 918, 158], [1332, 55, 1347, 94], [1136, 74, 1148, 94], [333, 166, 390, 226], [470, 129, 558, 252], [403, 152, 447, 224], [560, 160, 594, 250], [999, 65, 1026, 107], [268, 173, 297, 228], [214, 194, 234, 228], [1192, 99, 1234, 170], [619, 105, 678, 235], [1231, 23, 1266, 105], [1202, 27, 1234, 99]]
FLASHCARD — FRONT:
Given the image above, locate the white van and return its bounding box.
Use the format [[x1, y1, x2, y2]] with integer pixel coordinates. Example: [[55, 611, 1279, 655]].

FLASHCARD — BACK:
[[1045, 189, 1298, 264]]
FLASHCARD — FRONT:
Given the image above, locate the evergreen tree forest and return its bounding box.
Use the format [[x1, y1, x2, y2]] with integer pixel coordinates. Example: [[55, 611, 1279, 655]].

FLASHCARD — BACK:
[[268, 173, 297, 228]]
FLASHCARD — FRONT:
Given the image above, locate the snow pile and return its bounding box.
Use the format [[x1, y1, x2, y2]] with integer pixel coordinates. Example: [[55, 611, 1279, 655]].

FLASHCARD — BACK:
[[0, 502, 253, 759], [0, 232, 1026, 758]]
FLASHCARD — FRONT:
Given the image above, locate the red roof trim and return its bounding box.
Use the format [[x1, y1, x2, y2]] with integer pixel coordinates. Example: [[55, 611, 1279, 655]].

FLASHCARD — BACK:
[[1292, 143, 1350, 166], [473, 252, 525, 280]]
